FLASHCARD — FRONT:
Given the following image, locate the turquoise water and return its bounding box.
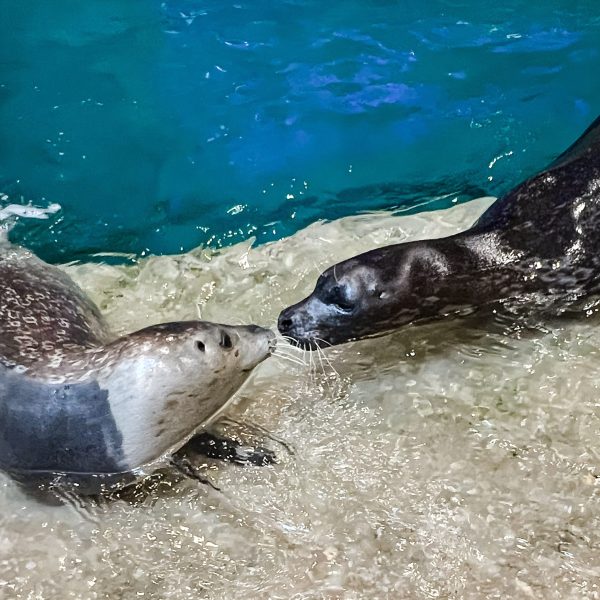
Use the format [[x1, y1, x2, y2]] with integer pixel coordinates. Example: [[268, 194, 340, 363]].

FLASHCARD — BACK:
[[1, 1, 599, 260]]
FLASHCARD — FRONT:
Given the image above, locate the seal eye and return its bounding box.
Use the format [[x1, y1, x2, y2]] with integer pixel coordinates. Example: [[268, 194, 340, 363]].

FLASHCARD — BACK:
[[219, 331, 233, 349], [325, 285, 354, 312], [195, 340, 206, 352]]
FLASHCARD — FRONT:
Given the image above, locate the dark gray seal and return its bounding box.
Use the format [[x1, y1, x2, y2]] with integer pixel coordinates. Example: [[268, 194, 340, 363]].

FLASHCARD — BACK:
[[0, 239, 275, 493], [278, 115, 600, 347]]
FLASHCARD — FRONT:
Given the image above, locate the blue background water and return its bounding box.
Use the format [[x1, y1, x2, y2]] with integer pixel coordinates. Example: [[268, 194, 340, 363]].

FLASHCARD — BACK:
[[1, 1, 599, 261]]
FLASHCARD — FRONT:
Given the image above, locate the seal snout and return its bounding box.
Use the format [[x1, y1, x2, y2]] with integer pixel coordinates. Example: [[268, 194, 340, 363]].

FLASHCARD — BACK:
[[277, 305, 302, 341], [277, 304, 322, 350], [232, 324, 276, 371]]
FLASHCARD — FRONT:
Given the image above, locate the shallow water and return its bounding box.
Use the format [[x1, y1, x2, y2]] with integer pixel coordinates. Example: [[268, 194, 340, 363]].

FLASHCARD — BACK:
[[2, 1, 600, 259], [3, 197, 600, 599]]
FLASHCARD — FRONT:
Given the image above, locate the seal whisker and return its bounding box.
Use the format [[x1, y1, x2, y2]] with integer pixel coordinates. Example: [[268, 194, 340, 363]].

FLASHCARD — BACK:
[[279, 336, 304, 349], [273, 352, 307, 367], [314, 336, 334, 349], [274, 348, 306, 362], [277, 334, 306, 350], [314, 344, 334, 393], [315, 344, 327, 378], [309, 348, 320, 386], [274, 341, 306, 356], [273, 338, 303, 352], [315, 340, 340, 380], [318, 342, 343, 394], [273, 350, 308, 366]]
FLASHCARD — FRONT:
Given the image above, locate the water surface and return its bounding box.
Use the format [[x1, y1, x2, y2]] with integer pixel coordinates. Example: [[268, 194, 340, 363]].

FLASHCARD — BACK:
[[1, 1, 599, 259]]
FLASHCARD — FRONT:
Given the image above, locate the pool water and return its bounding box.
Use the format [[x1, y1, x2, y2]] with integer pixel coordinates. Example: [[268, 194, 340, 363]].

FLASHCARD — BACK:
[[1, 0, 599, 260]]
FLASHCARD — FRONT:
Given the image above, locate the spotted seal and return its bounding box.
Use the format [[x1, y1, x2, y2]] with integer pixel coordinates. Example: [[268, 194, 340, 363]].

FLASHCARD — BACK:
[[278, 115, 600, 347], [0, 238, 275, 493]]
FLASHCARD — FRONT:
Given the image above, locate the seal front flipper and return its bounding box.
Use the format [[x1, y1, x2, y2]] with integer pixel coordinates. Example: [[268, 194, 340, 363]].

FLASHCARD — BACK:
[[178, 431, 277, 466]]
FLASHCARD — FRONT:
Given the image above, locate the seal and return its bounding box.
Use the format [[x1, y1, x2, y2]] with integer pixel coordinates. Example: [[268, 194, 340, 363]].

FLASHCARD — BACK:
[[278, 115, 600, 347], [0, 238, 276, 493]]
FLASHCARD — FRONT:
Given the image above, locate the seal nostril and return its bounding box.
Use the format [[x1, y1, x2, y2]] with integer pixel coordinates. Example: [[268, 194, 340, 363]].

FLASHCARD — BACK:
[[219, 331, 233, 349], [279, 317, 293, 331], [195, 340, 206, 352]]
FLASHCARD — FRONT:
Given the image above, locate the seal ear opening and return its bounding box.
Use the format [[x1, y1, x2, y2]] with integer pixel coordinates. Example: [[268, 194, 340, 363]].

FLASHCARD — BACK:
[[195, 341, 206, 352]]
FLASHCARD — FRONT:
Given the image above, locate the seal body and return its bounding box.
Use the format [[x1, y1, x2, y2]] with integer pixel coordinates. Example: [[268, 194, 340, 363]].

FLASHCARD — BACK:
[[0, 243, 275, 491], [278, 115, 600, 347]]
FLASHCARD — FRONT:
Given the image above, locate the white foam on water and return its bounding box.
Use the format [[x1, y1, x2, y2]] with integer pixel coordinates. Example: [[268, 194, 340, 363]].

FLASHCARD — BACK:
[[0, 199, 62, 244], [2, 196, 600, 599], [0, 200, 61, 222]]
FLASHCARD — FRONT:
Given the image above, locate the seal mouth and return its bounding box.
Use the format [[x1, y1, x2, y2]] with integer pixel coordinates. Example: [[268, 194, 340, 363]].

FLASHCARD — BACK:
[[267, 337, 277, 354]]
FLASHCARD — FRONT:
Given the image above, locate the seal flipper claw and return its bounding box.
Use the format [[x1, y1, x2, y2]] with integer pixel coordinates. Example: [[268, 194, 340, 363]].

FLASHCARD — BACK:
[[219, 417, 295, 456], [169, 454, 221, 491], [181, 431, 277, 466]]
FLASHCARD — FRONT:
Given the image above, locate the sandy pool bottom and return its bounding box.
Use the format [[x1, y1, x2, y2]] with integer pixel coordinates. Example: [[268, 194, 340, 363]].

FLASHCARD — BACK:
[[2, 197, 600, 599]]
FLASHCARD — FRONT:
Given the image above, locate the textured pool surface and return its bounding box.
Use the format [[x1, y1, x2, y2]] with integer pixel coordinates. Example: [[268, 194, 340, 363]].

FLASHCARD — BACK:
[[3, 199, 600, 598], [1, 1, 600, 259]]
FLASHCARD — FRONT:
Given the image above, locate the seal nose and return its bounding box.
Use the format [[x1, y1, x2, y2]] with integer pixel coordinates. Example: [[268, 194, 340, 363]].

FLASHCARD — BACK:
[[219, 330, 234, 349], [277, 308, 295, 337], [278, 304, 322, 350]]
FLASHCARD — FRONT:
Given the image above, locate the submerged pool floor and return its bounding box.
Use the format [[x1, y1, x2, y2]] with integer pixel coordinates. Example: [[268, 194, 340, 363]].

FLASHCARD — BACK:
[[2, 199, 600, 599]]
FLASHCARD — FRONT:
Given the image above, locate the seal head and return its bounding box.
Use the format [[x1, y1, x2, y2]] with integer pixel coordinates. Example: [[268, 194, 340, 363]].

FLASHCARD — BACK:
[[278, 239, 477, 347], [0, 320, 275, 491]]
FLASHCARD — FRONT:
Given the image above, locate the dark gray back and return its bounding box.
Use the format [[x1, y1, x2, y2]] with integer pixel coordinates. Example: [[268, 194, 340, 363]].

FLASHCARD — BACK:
[[473, 116, 600, 259]]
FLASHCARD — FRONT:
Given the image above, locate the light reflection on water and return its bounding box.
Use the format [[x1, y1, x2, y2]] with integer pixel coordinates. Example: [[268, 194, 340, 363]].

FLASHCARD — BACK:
[[2, 198, 600, 598]]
